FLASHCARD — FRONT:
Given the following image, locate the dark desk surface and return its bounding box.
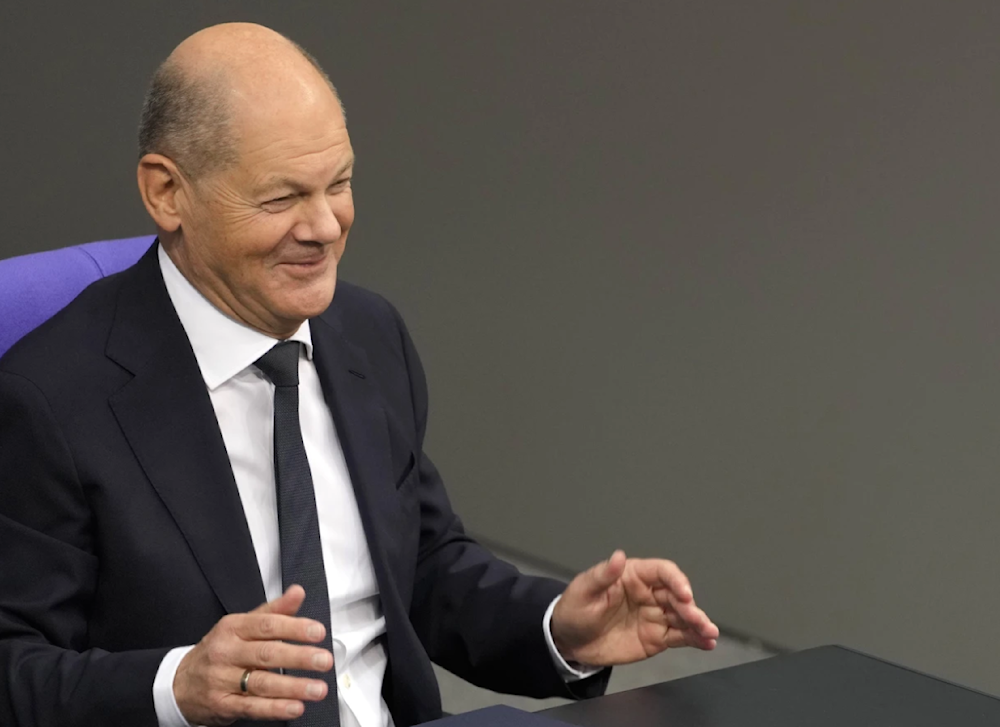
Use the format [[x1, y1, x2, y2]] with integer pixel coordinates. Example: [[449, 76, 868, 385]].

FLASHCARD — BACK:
[[542, 645, 1000, 726]]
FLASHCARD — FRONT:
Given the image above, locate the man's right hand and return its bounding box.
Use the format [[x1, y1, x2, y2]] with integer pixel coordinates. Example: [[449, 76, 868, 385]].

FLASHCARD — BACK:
[[174, 585, 333, 725]]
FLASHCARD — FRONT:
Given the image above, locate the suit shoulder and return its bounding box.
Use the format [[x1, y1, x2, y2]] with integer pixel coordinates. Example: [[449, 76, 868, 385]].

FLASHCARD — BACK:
[[328, 280, 399, 320], [323, 280, 405, 339], [317, 280, 421, 380], [0, 272, 124, 387]]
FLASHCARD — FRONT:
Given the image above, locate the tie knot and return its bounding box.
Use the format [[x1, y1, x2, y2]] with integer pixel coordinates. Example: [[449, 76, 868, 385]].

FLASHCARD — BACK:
[[254, 341, 301, 387]]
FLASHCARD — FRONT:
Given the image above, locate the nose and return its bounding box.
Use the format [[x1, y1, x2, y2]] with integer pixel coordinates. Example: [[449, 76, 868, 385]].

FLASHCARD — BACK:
[[292, 194, 343, 245]]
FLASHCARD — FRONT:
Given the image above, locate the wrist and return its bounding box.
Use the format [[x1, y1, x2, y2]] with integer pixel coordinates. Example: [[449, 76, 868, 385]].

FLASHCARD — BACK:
[[548, 594, 578, 662], [153, 646, 197, 727]]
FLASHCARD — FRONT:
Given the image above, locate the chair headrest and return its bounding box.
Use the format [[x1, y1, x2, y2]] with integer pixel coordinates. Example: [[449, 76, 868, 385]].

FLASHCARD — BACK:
[[0, 235, 156, 358]]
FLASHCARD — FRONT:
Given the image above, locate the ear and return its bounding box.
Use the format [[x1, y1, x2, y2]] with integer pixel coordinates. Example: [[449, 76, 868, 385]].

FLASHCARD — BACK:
[[137, 153, 186, 232]]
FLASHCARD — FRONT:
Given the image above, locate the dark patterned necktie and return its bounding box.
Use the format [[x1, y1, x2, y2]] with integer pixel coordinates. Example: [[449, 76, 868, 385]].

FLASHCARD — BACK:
[[255, 341, 339, 727]]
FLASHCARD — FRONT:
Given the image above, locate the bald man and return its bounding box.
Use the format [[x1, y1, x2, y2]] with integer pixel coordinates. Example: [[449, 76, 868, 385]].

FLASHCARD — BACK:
[[0, 24, 718, 727]]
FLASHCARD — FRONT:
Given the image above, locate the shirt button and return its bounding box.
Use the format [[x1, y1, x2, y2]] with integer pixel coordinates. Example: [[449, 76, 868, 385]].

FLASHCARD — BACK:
[[342, 674, 352, 689]]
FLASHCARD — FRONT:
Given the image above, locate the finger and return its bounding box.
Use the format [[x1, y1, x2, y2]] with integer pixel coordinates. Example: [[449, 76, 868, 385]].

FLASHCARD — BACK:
[[664, 611, 689, 629], [579, 550, 628, 597], [643, 602, 705, 634], [219, 693, 306, 722], [674, 602, 719, 639], [651, 585, 710, 624], [632, 559, 692, 601], [242, 668, 329, 702], [697, 618, 720, 640], [663, 625, 717, 651], [663, 599, 719, 639], [254, 585, 307, 616], [680, 631, 718, 651], [234, 639, 334, 673], [673, 613, 718, 641], [232, 612, 327, 645]]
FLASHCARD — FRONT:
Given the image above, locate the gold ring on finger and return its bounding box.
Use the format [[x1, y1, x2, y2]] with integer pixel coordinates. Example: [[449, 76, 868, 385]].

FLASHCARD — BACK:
[[240, 668, 253, 694]]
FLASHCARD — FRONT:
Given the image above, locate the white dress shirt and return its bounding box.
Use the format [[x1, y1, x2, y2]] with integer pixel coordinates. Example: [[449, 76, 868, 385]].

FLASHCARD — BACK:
[[150, 245, 592, 727]]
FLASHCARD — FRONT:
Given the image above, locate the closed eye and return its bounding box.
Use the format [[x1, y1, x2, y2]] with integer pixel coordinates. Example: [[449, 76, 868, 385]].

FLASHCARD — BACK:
[[261, 193, 298, 212]]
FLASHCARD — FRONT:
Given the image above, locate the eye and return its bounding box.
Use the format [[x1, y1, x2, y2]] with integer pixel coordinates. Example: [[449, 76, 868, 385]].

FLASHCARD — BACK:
[[262, 194, 297, 211], [328, 178, 352, 194]]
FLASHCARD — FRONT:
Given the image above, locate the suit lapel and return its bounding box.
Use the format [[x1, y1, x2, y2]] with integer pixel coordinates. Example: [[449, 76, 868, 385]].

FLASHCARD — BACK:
[[106, 244, 266, 615], [309, 315, 402, 605]]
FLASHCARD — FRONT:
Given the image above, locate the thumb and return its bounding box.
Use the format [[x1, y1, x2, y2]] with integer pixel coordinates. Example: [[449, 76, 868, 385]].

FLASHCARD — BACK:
[[581, 550, 627, 597], [254, 584, 307, 616]]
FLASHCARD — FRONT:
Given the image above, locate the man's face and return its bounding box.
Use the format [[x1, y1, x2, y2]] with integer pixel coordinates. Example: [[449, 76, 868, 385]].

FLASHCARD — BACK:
[[175, 91, 355, 336]]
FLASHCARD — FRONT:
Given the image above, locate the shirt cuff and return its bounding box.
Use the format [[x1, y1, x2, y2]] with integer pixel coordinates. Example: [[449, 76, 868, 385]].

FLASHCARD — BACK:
[[543, 595, 604, 682], [153, 645, 199, 727]]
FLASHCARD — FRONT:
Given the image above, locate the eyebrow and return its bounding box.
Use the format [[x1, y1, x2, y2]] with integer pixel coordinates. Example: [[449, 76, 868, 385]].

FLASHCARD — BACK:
[[255, 156, 356, 197]]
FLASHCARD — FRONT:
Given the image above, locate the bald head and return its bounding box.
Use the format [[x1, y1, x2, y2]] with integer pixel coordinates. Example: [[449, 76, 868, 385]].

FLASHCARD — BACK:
[[138, 23, 342, 179]]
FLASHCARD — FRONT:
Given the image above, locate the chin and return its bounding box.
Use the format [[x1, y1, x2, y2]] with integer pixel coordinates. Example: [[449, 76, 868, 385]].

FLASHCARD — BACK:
[[282, 286, 336, 321]]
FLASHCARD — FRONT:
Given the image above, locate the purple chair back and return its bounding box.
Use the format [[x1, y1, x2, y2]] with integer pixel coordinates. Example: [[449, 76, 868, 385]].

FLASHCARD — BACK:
[[0, 235, 156, 358]]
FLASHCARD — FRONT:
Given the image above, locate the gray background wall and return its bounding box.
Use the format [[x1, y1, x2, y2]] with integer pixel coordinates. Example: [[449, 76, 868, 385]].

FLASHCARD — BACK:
[[3, 0, 1000, 696]]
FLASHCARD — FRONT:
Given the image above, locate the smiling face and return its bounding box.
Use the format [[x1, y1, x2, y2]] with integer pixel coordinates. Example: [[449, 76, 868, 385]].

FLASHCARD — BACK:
[[139, 25, 357, 338], [170, 82, 354, 337]]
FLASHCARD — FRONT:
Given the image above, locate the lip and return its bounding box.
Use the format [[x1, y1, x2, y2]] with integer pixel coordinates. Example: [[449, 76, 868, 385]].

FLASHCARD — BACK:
[[279, 253, 327, 266], [277, 255, 330, 276]]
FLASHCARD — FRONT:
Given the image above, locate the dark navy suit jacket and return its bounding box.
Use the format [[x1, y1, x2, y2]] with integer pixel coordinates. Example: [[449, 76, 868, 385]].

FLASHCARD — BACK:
[[0, 244, 607, 726]]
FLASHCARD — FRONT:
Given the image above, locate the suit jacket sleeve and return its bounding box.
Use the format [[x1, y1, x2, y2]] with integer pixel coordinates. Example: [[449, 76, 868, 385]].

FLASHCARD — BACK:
[[0, 370, 168, 727], [381, 302, 609, 700]]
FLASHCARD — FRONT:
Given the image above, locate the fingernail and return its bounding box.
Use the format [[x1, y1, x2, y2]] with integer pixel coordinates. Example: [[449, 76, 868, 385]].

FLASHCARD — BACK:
[[287, 703, 304, 717], [307, 624, 323, 641], [312, 652, 331, 669], [306, 682, 325, 698]]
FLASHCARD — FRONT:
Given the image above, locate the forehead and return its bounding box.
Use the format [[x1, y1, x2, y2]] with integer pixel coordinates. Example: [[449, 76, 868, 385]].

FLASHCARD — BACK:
[[230, 82, 352, 187]]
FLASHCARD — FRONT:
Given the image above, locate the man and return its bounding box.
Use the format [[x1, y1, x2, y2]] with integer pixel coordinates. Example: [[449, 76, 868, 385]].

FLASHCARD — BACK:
[[0, 23, 718, 727]]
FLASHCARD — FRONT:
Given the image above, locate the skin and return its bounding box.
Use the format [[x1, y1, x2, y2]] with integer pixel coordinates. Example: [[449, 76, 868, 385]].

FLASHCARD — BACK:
[[138, 24, 354, 341], [552, 550, 719, 666], [136, 22, 718, 725]]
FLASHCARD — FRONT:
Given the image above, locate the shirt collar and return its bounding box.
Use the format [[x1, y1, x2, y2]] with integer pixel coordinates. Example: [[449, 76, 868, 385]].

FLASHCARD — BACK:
[[158, 243, 314, 391]]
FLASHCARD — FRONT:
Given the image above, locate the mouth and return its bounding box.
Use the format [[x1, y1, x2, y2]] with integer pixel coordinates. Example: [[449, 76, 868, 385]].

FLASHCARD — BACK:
[[277, 254, 330, 276]]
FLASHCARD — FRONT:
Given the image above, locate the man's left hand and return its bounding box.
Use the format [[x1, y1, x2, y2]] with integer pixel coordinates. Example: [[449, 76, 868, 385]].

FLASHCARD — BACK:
[[551, 550, 719, 667]]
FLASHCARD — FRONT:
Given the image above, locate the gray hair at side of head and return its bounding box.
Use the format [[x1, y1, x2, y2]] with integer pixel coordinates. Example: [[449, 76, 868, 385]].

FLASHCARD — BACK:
[[137, 60, 235, 180], [136, 35, 344, 180]]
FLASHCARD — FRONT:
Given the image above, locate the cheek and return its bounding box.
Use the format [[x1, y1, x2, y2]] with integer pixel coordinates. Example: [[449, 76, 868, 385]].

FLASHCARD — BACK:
[[202, 226, 294, 300], [193, 201, 266, 258], [333, 198, 356, 258], [334, 191, 355, 228], [226, 216, 293, 265]]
